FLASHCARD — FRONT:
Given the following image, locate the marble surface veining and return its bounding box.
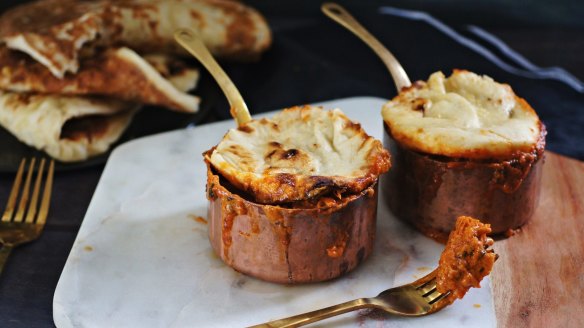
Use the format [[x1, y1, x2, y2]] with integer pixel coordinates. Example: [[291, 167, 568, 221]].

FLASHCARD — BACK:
[[53, 97, 496, 328]]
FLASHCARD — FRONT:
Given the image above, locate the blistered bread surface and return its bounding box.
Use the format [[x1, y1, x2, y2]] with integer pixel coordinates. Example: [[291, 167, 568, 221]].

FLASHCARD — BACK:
[[382, 70, 543, 159], [208, 106, 390, 204]]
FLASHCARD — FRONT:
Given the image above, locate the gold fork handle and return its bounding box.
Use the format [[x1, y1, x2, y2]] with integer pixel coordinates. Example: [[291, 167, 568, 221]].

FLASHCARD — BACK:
[[249, 298, 372, 328], [321, 3, 411, 92], [0, 245, 14, 275]]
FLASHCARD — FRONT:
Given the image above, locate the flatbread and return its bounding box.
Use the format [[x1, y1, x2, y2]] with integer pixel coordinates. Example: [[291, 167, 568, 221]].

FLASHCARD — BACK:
[[0, 93, 138, 162], [0, 47, 200, 113], [208, 106, 391, 204], [382, 70, 542, 159], [0, 53, 201, 162], [0, 0, 272, 78]]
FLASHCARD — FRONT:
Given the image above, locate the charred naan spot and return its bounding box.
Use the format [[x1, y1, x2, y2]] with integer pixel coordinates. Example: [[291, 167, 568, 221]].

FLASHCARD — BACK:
[[281, 149, 298, 160], [189, 10, 206, 29], [344, 120, 361, 131], [411, 98, 427, 112], [5, 93, 33, 107], [265, 150, 277, 159], [412, 81, 425, 89], [237, 125, 254, 133], [265, 142, 283, 159], [269, 141, 282, 148], [225, 144, 255, 169], [276, 173, 296, 187], [228, 144, 244, 155]]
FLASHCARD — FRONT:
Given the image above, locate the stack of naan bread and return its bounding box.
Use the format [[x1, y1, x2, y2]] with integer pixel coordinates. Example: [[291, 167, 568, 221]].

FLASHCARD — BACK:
[[0, 0, 271, 162]]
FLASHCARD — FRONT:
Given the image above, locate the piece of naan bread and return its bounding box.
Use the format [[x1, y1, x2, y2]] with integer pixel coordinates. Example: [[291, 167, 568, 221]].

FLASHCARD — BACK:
[[0, 93, 138, 162], [207, 106, 391, 204], [0, 55, 200, 162], [0, 0, 272, 78], [0, 47, 200, 113]]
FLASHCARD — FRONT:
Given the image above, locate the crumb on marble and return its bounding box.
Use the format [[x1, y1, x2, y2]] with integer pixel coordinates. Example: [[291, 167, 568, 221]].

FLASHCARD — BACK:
[[188, 214, 208, 224], [84, 245, 94, 252], [474, 304, 481, 308]]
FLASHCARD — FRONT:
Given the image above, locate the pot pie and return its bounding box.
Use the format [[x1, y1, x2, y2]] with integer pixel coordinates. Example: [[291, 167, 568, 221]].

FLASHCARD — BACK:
[[382, 70, 546, 242], [205, 105, 390, 283]]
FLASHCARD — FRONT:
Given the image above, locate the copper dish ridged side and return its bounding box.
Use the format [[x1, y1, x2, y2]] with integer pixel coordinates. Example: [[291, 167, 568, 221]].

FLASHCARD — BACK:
[[205, 160, 378, 284], [382, 123, 545, 243]]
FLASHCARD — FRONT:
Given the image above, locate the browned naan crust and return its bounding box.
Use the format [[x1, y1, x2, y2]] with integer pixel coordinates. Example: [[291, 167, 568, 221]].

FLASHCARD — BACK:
[[0, 46, 200, 113], [0, 46, 201, 162], [0, 0, 272, 77]]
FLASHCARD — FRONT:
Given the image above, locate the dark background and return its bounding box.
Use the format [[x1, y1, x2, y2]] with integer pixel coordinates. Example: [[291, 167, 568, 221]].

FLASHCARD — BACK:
[[0, 1, 583, 327]]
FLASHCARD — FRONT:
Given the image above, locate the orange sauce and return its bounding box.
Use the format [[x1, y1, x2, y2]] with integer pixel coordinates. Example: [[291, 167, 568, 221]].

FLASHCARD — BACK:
[[436, 216, 498, 304]]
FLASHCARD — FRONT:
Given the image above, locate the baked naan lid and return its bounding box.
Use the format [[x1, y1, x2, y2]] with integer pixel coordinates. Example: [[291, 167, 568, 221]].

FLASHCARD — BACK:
[[0, 0, 272, 78], [382, 70, 543, 159], [208, 106, 391, 204], [0, 47, 200, 113]]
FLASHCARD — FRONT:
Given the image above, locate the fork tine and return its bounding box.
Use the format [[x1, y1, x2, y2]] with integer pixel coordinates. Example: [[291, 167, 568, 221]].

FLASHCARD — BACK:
[[413, 269, 438, 286], [422, 287, 440, 298], [417, 277, 437, 295], [25, 159, 46, 223], [1, 158, 26, 222], [35, 160, 54, 226], [13, 158, 36, 223], [428, 291, 449, 305]]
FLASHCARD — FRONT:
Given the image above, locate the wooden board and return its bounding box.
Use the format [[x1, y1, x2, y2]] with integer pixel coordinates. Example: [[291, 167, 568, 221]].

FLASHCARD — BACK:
[[492, 152, 584, 327]]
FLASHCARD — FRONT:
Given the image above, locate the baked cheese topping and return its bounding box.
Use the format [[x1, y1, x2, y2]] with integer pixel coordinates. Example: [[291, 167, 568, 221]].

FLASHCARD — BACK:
[[382, 70, 542, 159], [208, 106, 390, 204]]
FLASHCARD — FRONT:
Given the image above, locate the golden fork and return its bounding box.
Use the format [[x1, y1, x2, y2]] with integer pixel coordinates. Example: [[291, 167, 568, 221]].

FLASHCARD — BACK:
[[0, 158, 55, 274], [250, 270, 450, 327]]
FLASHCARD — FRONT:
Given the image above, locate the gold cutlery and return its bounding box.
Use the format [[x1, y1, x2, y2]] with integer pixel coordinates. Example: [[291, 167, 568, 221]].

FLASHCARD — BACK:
[[0, 158, 54, 274], [250, 269, 449, 327]]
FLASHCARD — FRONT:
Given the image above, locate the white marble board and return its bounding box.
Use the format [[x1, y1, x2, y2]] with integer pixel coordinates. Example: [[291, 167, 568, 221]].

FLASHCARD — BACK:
[[53, 97, 496, 328]]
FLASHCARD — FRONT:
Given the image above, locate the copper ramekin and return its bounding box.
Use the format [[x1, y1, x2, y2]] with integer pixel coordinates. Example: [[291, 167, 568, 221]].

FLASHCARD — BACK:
[[205, 159, 378, 284], [382, 123, 545, 243]]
